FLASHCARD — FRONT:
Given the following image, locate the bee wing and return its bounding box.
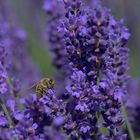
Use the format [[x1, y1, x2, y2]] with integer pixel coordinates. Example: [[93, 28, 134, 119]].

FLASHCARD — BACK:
[[28, 82, 38, 90]]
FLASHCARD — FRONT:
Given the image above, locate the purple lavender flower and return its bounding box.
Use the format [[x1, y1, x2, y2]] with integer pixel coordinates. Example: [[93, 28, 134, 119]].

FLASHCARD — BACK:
[[0, 98, 24, 139], [64, 69, 98, 139], [0, 112, 8, 126], [18, 89, 67, 140], [0, 86, 67, 139], [59, 0, 130, 139], [43, 0, 69, 75]]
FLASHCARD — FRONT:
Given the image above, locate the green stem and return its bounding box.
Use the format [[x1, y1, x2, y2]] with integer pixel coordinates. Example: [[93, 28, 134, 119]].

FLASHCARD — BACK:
[[0, 99, 14, 128], [6, 78, 14, 94], [122, 103, 135, 140], [114, 128, 116, 136], [0, 99, 19, 140]]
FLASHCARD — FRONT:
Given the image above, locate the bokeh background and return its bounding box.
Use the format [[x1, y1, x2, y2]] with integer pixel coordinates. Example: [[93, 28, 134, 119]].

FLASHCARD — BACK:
[[3, 0, 140, 77]]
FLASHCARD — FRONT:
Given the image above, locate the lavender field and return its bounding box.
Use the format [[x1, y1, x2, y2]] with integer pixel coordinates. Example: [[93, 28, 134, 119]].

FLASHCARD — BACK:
[[0, 0, 140, 140]]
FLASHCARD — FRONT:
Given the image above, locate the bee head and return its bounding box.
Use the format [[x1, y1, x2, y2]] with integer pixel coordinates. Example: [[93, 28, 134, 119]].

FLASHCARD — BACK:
[[48, 78, 55, 88]]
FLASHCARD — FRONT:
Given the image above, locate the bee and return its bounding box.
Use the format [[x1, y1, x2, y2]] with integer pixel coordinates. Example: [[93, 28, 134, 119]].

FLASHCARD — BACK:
[[31, 77, 55, 98]]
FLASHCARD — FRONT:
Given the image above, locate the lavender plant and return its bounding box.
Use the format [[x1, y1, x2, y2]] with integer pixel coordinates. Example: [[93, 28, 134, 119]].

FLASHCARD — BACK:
[[43, 0, 68, 75], [58, 0, 130, 139]]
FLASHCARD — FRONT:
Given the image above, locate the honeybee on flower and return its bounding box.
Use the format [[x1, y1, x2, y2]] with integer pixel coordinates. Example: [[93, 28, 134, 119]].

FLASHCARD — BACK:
[[31, 77, 55, 98]]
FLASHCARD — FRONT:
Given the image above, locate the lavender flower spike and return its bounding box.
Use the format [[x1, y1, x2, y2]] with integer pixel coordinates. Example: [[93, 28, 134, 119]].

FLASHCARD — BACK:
[[59, 0, 130, 139], [43, 0, 69, 75]]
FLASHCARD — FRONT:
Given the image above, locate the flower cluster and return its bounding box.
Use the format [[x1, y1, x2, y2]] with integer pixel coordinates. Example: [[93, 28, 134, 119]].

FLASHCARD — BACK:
[[13, 89, 67, 140], [43, 0, 68, 75], [58, 0, 130, 139]]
